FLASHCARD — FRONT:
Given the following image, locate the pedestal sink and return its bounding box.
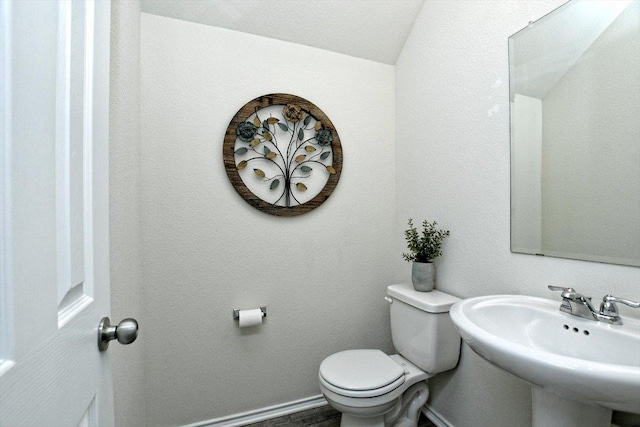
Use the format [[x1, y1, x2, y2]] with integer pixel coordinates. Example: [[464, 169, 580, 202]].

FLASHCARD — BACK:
[[449, 295, 640, 427]]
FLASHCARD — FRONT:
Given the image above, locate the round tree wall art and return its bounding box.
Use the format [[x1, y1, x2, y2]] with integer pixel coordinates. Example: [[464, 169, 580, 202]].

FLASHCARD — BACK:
[[223, 94, 342, 216]]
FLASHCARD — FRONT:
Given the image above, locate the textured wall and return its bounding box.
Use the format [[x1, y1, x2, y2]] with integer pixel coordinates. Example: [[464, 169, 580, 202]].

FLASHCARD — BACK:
[[395, 1, 640, 426], [140, 13, 396, 426], [542, 1, 640, 264], [109, 2, 146, 427]]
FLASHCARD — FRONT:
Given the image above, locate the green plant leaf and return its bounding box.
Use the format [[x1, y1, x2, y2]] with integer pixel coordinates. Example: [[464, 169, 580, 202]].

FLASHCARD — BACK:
[[262, 120, 269, 130], [298, 128, 304, 140], [234, 147, 248, 155], [403, 218, 450, 262], [320, 151, 331, 160], [300, 166, 312, 173], [278, 123, 288, 131], [303, 115, 312, 126], [270, 179, 280, 190]]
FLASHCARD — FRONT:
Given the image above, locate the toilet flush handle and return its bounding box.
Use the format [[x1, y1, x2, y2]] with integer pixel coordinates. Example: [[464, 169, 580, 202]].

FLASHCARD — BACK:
[[384, 296, 393, 304]]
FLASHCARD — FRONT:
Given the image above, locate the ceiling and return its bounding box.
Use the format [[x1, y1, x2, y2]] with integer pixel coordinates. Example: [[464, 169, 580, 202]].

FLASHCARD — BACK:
[[139, 0, 425, 65]]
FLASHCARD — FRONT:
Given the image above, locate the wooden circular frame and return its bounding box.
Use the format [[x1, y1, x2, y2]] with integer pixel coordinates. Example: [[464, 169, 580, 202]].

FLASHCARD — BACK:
[[223, 93, 342, 216]]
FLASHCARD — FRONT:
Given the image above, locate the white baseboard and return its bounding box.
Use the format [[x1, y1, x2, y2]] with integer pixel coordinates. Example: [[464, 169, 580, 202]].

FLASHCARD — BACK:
[[423, 405, 455, 427], [181, 395, 453, 427], [181, 395, 329, 427]]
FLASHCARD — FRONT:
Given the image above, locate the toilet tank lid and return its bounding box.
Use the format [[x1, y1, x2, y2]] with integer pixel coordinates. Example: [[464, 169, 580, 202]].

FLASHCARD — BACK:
[[387, 283, 460, 313]]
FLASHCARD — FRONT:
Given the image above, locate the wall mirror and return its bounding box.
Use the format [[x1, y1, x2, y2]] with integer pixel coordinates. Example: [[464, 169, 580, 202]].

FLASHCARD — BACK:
[[510, 0, 640, 267]]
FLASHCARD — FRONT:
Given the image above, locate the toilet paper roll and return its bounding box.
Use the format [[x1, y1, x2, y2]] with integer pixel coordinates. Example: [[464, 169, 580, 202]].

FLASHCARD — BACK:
[[238, 308, 264, 328]]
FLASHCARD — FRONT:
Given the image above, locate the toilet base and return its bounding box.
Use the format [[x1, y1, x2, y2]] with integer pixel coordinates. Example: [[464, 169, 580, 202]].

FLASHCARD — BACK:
[[332, 381, 430, 427], [330, 396, 399, 421], [341, 413, 385, 427]]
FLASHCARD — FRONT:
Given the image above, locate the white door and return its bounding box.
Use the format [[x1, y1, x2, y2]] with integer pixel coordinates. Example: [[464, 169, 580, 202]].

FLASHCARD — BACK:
[[0, 1, 116, 426]]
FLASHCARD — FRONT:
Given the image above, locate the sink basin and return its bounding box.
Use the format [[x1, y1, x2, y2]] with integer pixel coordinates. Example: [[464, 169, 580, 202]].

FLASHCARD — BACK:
[[450, 295, 640, 426]]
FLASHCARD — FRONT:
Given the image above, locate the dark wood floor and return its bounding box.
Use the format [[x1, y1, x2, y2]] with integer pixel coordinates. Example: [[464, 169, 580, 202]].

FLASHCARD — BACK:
[[243, 405, 436, 426]]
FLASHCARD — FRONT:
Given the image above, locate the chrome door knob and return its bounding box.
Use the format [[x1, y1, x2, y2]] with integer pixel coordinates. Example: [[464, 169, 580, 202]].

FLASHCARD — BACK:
[[98, 317, 138, 351]]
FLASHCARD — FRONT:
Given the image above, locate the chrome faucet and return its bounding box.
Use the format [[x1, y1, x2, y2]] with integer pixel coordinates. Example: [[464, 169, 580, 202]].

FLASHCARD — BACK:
[[547, 286, 640, 325], [548, 286, 598, 320]]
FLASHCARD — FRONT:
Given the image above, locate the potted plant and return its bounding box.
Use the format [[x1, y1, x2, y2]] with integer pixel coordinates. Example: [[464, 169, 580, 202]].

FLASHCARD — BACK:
[[403, 219, 450, 292]]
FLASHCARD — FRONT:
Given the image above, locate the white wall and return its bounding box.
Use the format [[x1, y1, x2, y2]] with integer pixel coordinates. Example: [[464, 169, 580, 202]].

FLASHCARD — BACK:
[[395, 1, 640, 426], [542, 0, 640, 264], [140, 13, 396, 426], [109, 2, 146, 427]]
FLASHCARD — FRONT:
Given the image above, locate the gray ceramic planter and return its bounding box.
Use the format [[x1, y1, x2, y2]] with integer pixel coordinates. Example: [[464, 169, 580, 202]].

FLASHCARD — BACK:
[[411, 262, 435, 292]]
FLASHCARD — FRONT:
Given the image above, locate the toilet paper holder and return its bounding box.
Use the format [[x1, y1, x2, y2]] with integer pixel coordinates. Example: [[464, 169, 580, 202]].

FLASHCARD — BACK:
[[233, 305, 267, 320]]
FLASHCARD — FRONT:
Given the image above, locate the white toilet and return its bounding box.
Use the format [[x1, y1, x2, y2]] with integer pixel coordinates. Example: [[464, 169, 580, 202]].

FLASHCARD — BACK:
[[318, 283, 461, 427]]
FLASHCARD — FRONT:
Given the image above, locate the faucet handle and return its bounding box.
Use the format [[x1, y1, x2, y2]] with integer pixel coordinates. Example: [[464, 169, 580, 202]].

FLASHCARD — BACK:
[[548, 285, 575, 293], [600, 294, 640, 317], [603, 295, 640, 307], [548, 286, 577, 298]]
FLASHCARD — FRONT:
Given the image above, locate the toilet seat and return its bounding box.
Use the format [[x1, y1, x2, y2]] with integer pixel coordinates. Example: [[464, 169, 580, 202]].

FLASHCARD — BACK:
[[319, 349, 405, 398]]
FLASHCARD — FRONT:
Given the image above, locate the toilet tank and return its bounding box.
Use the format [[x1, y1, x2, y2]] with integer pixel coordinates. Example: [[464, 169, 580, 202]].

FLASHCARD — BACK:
[[387, 283, 461, 374]]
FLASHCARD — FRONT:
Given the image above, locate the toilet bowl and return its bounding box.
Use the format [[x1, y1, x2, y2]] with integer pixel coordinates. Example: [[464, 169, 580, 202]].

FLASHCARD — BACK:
[[318, 284, 461, 427], [319, 351, 431, 426]]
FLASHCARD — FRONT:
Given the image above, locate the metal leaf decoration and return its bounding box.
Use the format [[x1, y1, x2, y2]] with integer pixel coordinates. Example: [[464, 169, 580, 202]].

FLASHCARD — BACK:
[[226, 94, 342, 214]]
